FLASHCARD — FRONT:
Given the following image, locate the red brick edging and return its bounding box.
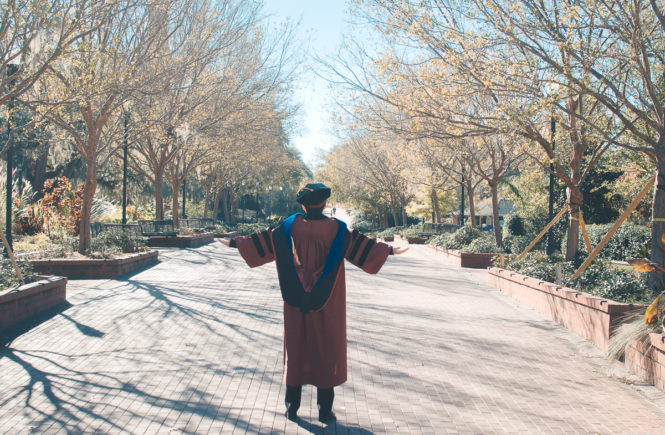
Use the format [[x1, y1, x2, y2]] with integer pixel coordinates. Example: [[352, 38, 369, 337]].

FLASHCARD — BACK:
[[487, 267, 642, 349], [625, 333, 665, 392], [148, 233, 214, 248], [426, 244, 498, 269], [0, 276, 67, 330], [30, 250, 159, 279]]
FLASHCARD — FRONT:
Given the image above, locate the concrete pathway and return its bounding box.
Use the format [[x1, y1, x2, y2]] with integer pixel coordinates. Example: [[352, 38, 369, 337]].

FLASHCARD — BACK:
[[2, 242, 665, 434]]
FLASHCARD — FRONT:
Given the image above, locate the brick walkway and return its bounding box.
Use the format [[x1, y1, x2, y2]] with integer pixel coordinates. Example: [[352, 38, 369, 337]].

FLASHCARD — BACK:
[[2, 243, 665, 434]]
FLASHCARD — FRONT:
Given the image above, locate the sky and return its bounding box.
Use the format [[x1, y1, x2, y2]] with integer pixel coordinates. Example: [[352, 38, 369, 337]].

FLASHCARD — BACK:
[[263, 0, 350, 169]]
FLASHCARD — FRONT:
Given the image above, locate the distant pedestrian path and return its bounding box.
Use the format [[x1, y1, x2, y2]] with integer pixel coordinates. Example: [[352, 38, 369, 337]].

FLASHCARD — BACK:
[[2, 243, 665, 433]]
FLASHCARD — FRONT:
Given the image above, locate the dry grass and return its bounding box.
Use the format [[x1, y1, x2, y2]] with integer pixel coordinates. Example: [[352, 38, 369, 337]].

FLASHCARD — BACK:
[[608, 313, 656, 362]]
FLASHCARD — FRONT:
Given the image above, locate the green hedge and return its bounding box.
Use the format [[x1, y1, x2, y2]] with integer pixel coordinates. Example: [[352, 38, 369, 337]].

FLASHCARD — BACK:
[[503, 252, 652, 304], [579, 223, 650, 260], [429, 226, 503, 253]]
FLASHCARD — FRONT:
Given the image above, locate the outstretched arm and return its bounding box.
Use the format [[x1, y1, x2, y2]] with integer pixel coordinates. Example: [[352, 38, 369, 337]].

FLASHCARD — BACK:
[[345, 229, 406, 274], [217, 229, 275, 268]]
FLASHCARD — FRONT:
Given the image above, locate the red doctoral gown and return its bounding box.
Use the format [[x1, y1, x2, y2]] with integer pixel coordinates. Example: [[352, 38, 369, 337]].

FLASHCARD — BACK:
[[234, 215, 391, 388]]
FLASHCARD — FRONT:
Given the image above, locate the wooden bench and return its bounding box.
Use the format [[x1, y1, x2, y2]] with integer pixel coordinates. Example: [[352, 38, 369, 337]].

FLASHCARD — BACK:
[[138, 220, 178, 237]]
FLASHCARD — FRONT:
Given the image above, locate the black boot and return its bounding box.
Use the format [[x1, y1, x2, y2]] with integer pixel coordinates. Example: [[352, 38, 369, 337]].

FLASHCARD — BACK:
[[285, 385, 301, 421], [317, 387, 336, 423]]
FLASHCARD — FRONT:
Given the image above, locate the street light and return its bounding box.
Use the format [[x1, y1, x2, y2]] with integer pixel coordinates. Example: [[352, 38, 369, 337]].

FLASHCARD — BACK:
[[121, 101, 131, 225], [175, 123, 191, 219], [545, 82, 561, 255], [4, 63, 19, 256]]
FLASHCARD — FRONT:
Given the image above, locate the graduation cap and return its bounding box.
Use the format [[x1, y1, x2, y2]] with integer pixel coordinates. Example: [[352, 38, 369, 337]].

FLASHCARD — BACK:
[[296, 183, 331, 206]]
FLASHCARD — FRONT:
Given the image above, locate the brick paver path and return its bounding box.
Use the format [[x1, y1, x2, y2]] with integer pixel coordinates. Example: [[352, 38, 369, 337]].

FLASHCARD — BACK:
[[3, 243, 665, 434]]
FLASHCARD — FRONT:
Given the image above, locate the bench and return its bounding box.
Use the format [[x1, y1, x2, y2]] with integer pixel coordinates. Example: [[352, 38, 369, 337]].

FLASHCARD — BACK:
[[181, 218, 216, 232], [138, 220, 178, 237], [91, 222, 144, 240]]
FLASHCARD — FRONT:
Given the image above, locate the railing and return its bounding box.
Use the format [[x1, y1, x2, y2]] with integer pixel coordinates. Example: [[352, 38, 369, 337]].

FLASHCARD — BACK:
[[180, 218, 216, 231], [137, 220, 178, 237]]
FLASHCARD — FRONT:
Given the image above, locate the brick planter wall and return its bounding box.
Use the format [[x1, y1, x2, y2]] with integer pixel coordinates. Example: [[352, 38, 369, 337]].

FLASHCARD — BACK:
[[625, 333, 665, 392], [30, 250, 158, 279], [426, 244, 498, 269], [148, 233, 214, 248], [0, 276, 67, 330], [488, 267, 642, 349], [214, 231, 239, 238]]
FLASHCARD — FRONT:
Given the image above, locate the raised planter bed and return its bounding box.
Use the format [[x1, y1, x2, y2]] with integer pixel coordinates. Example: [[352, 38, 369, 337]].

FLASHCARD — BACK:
[[394, 234, 429, 244], [30, 250, 158, 279], [148, 232, 214, 248], [487, 267, 642, 350], [426, 244, 498, 269], [214, 231, 240, 239], [625, 333, 665, 392], [407, 236, 428, 244], [0, 276, 67, 330]]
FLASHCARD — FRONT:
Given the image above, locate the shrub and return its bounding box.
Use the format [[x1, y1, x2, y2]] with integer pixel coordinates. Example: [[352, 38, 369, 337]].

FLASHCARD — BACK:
[[505, 252, 574, 283], [41, 176, 83, 237], [235, 222, 270, 235], [503, 215, 526, 238], [580, 223, 650, 260], [378, 227, 399, 238], [502, 235, 531, 254], [1, 260, 38, 290], [570, 261, 651, 303], [504, 252, 651, 304], [398, 225, 421, 238], [351, 219, 374, 233], [439, 226, 484, 250], [465, 235, 503, 253], [90, 231, 147, 258]]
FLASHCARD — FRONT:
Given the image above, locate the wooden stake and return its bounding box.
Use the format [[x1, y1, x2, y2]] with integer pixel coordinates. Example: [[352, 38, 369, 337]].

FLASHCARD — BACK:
[[571, 175, 655, 280], [579, 212, 593, 252], [0, 230, 24, 286], [515, 205, 569, 262]]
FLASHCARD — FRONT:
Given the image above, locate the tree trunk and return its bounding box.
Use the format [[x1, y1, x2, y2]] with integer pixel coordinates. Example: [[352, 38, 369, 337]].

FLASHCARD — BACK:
[[213, 188, 222, 222], [224, 189, 233, 224], [79, 161, 97, 254], [203, 182, 212, 219], [30, 145, 48, 198], [650, 148, 665, 290], [154, 171, 164, 220], [565, 185, 583, 261], [490, 182, 502, 247], [431, 187, 441, 223], [401, 197, 407, 227], [392, 207, 399, 227]]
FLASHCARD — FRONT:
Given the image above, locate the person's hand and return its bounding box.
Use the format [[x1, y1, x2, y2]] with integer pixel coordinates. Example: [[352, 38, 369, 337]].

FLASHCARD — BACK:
[[393, 246, 409, 255], [217, 237, 231, 247]]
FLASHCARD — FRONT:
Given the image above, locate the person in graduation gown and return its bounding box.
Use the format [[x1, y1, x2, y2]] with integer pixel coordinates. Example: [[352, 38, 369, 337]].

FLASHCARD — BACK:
[[218, 183, 408, 424]]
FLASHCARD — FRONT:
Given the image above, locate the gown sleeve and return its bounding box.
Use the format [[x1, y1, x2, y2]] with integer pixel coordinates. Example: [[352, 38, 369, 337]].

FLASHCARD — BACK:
[[345, 229, 392, 274], [234, 228, 275, 268]]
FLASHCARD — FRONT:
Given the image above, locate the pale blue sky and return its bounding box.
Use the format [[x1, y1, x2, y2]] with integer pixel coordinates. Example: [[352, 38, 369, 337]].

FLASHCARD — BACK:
[[263, 0, 349, 168]]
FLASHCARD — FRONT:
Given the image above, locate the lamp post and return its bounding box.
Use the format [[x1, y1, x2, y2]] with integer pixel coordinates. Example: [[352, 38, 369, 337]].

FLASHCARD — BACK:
[[122, 108, 130, 225], [181, 177, 186, 219], [4, 63, 19, 256], [545, 82, 560, 256], [546, 115, 556, 255], [459, 169, 465, 227], [175, 123, 191, 220]]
